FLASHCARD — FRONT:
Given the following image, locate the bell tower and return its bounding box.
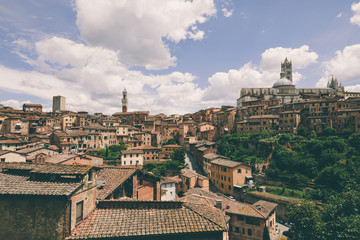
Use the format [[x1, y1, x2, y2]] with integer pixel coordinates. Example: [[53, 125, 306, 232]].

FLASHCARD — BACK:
[[280, 57, 293, 82], [122, 89, 128, 113]]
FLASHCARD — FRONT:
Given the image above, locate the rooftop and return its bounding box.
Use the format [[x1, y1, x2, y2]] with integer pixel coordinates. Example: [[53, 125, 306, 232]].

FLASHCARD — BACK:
[[66, 201, 226, 239], [96, 167, 136, 200], [121, 149, 144, 154], [132, 145, 160, 150], [0, 162, 93, 175], [211, 159, 249, 168], [0, 172, 82, 196]]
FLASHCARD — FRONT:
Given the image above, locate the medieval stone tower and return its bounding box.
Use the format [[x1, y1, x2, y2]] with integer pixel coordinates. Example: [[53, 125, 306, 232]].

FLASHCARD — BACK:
[[280, 57, 293, 82], [122, 89, 128, 113]]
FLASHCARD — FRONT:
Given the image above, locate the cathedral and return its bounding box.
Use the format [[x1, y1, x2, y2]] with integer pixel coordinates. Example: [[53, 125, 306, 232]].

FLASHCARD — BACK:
[[237, 58, 345, 107]]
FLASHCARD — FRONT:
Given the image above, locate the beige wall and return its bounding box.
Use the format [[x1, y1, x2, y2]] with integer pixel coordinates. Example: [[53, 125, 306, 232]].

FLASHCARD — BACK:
[[0, 152, 26, 162], [121, 153, 144, 166], [211, 164, 252, 195]]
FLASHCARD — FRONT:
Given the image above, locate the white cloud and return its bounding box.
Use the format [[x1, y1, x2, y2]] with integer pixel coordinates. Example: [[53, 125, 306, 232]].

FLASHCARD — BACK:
[[320, 44, 360, 84], [345, 84, 360, 92], [222, 8, 234, 17], [350, 2, 360, 26], [5, 36, 321, 114], [336, 12, 343, 18], [4, 37, 206, 115], [202, 45, 318, 103], [0, 99, 30, 110], [74, 0, 216, 70], [260, 45, 318, 72]]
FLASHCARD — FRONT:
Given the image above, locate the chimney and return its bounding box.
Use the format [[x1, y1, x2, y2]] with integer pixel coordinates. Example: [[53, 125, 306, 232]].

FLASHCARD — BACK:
[[215, 200, 222, 209]]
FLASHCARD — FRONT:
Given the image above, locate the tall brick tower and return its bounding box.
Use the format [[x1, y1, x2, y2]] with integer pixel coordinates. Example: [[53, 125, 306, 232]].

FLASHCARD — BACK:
[[280, 57, 293, 82], [122, 89, 128, 113]]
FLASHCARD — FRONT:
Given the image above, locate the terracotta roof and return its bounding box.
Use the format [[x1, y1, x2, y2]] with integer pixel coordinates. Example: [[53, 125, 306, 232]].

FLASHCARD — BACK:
[[0, 162, 93, 175], [54, 130, 89, 137], [23, 103, 42, 107], [83, 123, 107, 130], [247, 115, 279, 119], [197, 146, 208, 151], [96, 167, 136, 200], [211, 159, 248, 168], [162, 144, 181, 148], [0, 139, 25, 144], [121, 149, 144, 154], [226, 200, 269, 219], [0, 172, 82, 196], [203, 153, 219, 160], [181, 168, 205, 179], [0, 150, 11, 156], [252, 200, 278, 218], [15, 145, 49, 154], [66, 202, 226, 239], [132, 145, 160, 150], [46, 154, 77, 164]]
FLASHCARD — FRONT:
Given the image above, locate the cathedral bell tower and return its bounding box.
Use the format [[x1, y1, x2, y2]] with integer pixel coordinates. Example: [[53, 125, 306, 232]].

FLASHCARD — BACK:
[[122, 89, 128, 113], [280, 57, 293, 82]]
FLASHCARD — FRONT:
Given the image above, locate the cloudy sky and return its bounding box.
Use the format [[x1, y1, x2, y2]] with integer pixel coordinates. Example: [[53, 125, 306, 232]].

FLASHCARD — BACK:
[[0, 0, 360, 115]]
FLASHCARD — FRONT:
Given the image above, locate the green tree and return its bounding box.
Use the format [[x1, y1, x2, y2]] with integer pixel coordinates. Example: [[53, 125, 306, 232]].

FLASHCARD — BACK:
[[318, 148, 342, 169], [105, 146, 109, 159], [322, 188, 360, 240], [109, 143, 126, 152], [349, 133, 360, 148], [287, 201, 325, 240], [297, 126, 306, 137], [262, 224, 270, 240], [163, 138, 178, 145], [172, 148, 185, 163], [322, 127, 337, 136], [278, 134, 291, 145], [315, 163, 350, 192]]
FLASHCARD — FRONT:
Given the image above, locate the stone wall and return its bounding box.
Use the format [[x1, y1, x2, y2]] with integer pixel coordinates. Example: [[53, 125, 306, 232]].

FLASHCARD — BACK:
[[234, 190, 300, 222]]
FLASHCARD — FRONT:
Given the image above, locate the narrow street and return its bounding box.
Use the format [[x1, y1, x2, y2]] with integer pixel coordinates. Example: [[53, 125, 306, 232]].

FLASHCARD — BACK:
[[184, 151, 221, 193], [184, 152, 204, 175]]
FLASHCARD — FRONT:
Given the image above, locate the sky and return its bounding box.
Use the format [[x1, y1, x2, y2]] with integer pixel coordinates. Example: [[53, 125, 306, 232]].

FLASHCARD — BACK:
[[0, 0, 360, 115]]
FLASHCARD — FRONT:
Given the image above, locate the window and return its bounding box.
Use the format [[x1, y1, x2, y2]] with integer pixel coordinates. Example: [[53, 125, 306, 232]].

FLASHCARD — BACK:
[[130, 161, 133, 164], [228, 185, 231, 190], [237, 215, 244, 221], [235, 227, 240, 233], [76, 201, 84, 224], [237, 169, 242, 174], [221, 183, 224, 188], [124, 161, 126, 165], [0, 158, 5, 162], [248, 229, 252, 236], [124, 154, 126, 158], [246, 217, 260, 226], [246, 168, 248, 173]]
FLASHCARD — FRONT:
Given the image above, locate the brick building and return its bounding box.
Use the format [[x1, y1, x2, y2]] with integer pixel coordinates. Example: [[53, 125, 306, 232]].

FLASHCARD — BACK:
[[22, 103, 42, 113], [0, 163, 98, 240]]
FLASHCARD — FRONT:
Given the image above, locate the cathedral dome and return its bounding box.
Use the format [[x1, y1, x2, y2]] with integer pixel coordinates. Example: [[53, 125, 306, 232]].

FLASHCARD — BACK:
[[273, 77, 294, 88]]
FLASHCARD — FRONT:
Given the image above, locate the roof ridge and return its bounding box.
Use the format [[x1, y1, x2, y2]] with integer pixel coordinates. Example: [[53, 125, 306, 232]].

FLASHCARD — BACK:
[[183, 203, 227, 231], [249, 204, 266, 218]]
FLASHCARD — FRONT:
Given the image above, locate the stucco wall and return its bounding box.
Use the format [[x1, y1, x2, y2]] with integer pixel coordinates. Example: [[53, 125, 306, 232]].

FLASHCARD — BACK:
[[0, 152, 26, 162]]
